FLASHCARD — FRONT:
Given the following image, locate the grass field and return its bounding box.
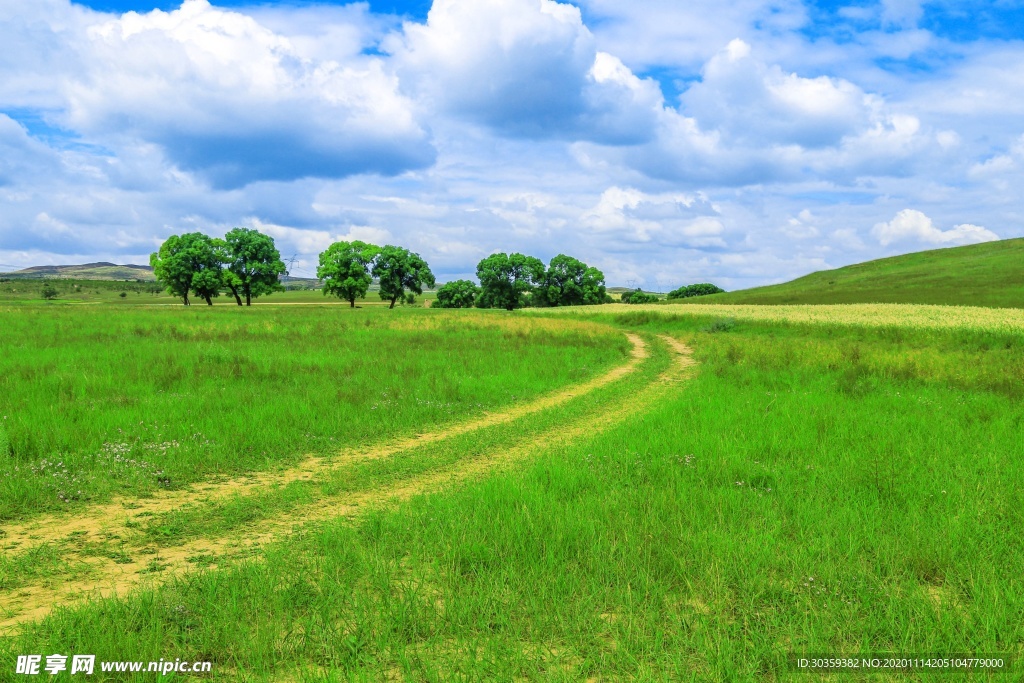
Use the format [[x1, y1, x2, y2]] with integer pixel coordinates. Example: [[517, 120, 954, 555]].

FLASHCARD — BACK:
[[0, 306, 627, 521], [0, 279, 437, 306], [683, 238, 1024, 308], [1, 299, 1022, 681]]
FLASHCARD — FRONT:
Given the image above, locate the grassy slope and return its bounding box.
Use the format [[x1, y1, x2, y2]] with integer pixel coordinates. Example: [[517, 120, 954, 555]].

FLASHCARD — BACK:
[[679, 238, 1024, 308]]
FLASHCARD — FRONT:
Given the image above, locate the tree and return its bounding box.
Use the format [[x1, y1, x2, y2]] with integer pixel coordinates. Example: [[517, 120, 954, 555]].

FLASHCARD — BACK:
[[151, 232, 223, 306], [41, 282, 58, 300], [434, 279, 480, 308], [667, 283, 725, 299], [538, 254, 607, 306], [624, 288, 659, 304], [476, 253, 545, 311], [222, 227, 286, 306], [317, 240, 381, 307], [371, 245, 436, 309]]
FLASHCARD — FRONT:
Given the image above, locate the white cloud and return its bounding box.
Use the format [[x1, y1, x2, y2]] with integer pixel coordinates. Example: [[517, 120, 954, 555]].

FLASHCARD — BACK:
[[393, 0, 662, 143], [871, 209, 1000, 246], [580, 186, 726, 247], [63, 0, 433, 188], [681, 39, 872, 148]]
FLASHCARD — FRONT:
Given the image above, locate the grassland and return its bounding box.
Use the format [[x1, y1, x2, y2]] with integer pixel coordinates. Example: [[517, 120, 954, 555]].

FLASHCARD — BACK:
[[0, 279, 436, 306], [683, 238, 1024, 308], [2, 300, 1023, 681], [0, 306, 627, 521]]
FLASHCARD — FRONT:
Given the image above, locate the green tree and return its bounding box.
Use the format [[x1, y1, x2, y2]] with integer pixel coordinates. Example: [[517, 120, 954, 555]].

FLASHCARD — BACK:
[[624, 288, 659, 304], [371, 245, 436, 309], [476, 253, 545, 311], [317, 240, 381, 307], [538, 254, 607, 306], [434, 279, 480, 308], [222, 227, 286, 306], [41, 282, 58, 300], [150, 232, 223, 306], [667, 283, 725, 299]]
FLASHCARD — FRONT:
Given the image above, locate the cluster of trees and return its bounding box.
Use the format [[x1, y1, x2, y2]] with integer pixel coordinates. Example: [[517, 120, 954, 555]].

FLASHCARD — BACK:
[[150, 229, 287, 305], [621, 289, 659, 304], [433, 253, 608, 310], [153, 227, 716, 310], [667, 283, 725, 299], [317, 241, 434, 309]]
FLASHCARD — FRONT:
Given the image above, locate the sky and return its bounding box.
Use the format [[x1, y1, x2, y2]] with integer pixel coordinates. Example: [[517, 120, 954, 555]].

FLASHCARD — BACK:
[[1, 0, 1022, 288]]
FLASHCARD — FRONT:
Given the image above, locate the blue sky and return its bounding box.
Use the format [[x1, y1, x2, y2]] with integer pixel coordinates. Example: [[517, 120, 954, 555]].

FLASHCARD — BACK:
[[1, 0, 1022, 287]]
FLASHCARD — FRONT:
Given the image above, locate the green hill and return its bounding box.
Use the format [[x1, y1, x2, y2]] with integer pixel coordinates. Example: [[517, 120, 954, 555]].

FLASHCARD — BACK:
[[680, 238, 1024, 308], [2, 262, 155, 281]]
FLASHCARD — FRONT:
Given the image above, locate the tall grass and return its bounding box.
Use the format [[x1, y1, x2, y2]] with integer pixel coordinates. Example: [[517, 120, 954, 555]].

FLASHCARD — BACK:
[[0, 306, 627, 521], [5, 316, 1021, 679]]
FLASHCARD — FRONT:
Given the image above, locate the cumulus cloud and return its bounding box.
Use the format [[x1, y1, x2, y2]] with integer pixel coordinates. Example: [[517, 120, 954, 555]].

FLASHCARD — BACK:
[[394, 0, 663, 143], [615, 40, 932, 186], [871, 209, 999, 246], [63, 0, 433, 188], [681, 39, 871, 149], [580, 186, 726, 248]]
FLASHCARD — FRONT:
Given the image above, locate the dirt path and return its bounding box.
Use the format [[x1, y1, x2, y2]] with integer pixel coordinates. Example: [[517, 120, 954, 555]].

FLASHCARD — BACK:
[[0, 334, 646, 555], [0, 334, 694, 633]]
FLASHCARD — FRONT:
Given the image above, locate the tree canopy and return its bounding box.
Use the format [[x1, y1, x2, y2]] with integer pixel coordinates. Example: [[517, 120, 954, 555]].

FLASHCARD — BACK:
[[434, 279, 480, 308], [150, 232, 223, 305], [317, 240, 381, 307], [372, 245, 436, 309], [667, 283, 725, 299], [537, 254, 607, 306], [476, 253, 545, 311], [622, 288, 659, 304], [222, 227, 286, 306]]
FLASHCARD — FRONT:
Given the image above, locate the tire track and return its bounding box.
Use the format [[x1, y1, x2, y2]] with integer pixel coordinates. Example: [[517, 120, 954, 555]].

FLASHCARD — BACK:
[[0, 334, 695, 633]]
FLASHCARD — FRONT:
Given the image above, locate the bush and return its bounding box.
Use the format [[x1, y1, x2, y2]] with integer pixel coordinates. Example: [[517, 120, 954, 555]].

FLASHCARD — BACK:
[[41, 283, 58, 300], [667, 282, 725, 299], [623, 289, 659, 304]]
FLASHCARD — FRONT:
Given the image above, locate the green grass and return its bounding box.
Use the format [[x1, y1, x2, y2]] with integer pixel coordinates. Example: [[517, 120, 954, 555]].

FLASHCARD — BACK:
[[4, 312, 1022, 680], [0, 306, 627, 521], [0, 279, 437, 306], [678, 238, 1024, 308]]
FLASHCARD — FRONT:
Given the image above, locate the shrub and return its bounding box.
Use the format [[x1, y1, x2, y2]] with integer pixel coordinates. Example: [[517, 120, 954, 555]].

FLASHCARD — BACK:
[[667, 283, 726, 299], [624, 289, 659, 304], [41, 283, 58, 300]]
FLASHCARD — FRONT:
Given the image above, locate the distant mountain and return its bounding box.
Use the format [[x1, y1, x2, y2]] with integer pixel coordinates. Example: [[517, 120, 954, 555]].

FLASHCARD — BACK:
[[1, 262, 156, 281]]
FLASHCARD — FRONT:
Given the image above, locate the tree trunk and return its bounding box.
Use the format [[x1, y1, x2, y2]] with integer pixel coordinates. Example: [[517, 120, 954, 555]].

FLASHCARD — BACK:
[[228, 284, 242, 306], [389, 294, 398, 309], [245, 289, 251, 306], [349, 297, 355, 308], [183, 293, 190, 306], [204, 295, 213, 305]]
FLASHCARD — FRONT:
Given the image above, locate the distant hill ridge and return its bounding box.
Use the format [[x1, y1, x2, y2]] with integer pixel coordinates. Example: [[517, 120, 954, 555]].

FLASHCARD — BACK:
[[678, 238, 1024, 309], [2, 262, 156, 281]]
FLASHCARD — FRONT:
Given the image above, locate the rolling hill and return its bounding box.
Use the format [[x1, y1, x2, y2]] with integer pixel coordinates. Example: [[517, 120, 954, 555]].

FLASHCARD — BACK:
[[1, 262, 156, 281], [679, 238, 1024, 308]]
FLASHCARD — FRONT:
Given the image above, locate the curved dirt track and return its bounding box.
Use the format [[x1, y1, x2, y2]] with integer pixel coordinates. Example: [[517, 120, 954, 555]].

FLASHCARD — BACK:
[[0, 334, 647, 555], [0, 333, 695, 633]]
